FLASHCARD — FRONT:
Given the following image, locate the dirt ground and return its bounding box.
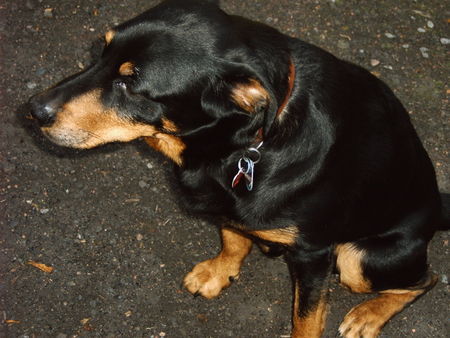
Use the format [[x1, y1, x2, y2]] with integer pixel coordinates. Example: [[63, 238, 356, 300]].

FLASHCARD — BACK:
[[1, 0, 449, 337]]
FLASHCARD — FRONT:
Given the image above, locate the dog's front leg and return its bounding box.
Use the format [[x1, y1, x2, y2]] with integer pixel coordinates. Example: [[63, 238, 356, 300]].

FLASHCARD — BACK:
[[184, 226, 252, 298], [286, 245, 333, 338]]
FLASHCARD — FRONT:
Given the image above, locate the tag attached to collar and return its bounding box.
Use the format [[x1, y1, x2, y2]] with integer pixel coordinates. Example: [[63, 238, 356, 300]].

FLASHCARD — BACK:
[[231, 142, 263, 191]]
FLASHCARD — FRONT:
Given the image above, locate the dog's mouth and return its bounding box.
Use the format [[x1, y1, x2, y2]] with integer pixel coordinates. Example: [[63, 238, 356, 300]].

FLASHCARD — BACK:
[[42, 121, 159, 149], [41, 126, 97, 149]]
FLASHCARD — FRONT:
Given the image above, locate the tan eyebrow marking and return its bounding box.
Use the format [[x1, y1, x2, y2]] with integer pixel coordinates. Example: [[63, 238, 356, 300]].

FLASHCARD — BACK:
[[119, 61, 135, 76], [105, 30, 115, 45]]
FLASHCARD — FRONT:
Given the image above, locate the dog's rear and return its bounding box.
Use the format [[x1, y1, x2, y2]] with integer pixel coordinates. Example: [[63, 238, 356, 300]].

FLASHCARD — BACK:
[[29, 1, 446, 337]]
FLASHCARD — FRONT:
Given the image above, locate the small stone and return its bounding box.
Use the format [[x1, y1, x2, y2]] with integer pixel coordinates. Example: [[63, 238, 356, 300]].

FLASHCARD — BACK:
[[25, 0, 37, 10], [146, 163, 153, 169], [441, 274, 448, 284], [419, 47, 429, 58], [136, 233, 144, 241], [337, 39, 350, 50], [67, 281, 76, 287], [139, 180, 149, 188], [417, 27, 426, 33], [124, 310, 132, 317], [384, 32, 396, 39], [370, 59, 380, 67], [440, 38, 450, 45], [426, 20, 434, 28], [40, 208, 49, 214], [36, 68, 46, 76], [26, 82, 37, 90], [43, 8, 53, 18], [402, 44, 410, 49]]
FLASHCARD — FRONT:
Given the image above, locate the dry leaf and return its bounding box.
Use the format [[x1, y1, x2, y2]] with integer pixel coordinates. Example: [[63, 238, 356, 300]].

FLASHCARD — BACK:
[[27, 261, 54, 273], [80, 318, 91, 325]]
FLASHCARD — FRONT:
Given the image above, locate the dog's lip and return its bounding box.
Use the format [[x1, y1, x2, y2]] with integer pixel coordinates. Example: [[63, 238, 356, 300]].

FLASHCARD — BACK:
[[41, 127, 92, 148]]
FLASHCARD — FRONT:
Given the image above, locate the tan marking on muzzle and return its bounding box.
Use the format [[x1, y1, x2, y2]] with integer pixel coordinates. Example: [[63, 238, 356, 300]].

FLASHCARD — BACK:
[[42, 89, 156, 149]]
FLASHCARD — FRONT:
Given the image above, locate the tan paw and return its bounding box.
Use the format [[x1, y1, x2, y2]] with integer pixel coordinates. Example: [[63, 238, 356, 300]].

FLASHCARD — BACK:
[[338, 302, 383, 338], [183, 257, 239, 299]]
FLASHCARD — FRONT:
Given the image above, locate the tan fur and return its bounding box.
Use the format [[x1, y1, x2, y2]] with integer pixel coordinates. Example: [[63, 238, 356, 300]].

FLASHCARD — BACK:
[[42, 90, 156, 149], [183, 227, 253, 299], [339, 290, 423, 338], [292, 281, 328, 338], [249, 227, 298, 246], [105, 30, 115, 45], [161, 118, 179, 132], [144, 134, 185, 166], [335, 243, 372, 293], [230, 79, 269, 113], [119, 61, 135, 76]]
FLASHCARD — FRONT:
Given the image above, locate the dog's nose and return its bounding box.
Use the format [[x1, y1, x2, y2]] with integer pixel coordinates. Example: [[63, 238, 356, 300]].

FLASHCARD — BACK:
[[29, 97, 57, 126]]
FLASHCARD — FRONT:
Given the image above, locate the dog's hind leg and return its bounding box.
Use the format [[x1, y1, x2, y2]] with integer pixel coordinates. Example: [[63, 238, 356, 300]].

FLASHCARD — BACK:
[[183, 226, 252, 298], [336, 234, 437, 338], [286, 245, 333, 338]]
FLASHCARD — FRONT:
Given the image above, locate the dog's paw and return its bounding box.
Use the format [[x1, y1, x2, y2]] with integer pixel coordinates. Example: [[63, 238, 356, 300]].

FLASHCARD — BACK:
[[183, 257, 239, 299], [338, 301, 383, 338]]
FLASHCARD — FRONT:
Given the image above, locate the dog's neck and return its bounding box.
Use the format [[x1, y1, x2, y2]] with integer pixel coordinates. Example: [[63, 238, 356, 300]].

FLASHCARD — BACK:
[[255, 57, 296, 142], [231, 58, 296, 190]]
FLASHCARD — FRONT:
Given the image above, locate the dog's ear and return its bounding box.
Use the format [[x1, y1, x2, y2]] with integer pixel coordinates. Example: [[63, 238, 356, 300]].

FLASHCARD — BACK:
[[201, 70, 278, 136]]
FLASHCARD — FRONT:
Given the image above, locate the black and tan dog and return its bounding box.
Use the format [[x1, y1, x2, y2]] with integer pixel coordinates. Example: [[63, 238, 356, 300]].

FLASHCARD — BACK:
[[29, 0, 448, 337]]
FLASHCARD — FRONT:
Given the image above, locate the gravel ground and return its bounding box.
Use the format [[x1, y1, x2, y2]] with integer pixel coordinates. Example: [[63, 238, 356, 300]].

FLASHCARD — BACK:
[[1, 0, 449, 337]]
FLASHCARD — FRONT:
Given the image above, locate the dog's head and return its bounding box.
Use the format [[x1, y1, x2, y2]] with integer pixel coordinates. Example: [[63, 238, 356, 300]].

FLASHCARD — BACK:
[[29, 0, 291, 165]]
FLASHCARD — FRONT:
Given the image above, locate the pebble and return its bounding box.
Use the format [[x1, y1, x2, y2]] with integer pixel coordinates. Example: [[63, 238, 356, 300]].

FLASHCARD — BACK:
[[43, 8, 53, 18], [139, 180, 149, 188], [370, 59, 380, 67], [40, 208, 49, 214], [26, 82, 37, 90], [147, 163, 154, 169], [440, 38, 450, 45], [417, 27, 426, 33], [337, 39, 350, 50], [441, 274, 448, 284], [136, 233, 144, 241], [402, 44, 410, 49], [36, 68, 46, 76], [25, 0, 37, 10], [384, 32, 396, 39], [426, 20, 434, 29], [419, 47, 429, 58]]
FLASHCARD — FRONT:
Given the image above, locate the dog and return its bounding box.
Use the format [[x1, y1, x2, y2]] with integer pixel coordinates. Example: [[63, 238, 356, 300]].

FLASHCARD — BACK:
[[28, 0, 448, 337]]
